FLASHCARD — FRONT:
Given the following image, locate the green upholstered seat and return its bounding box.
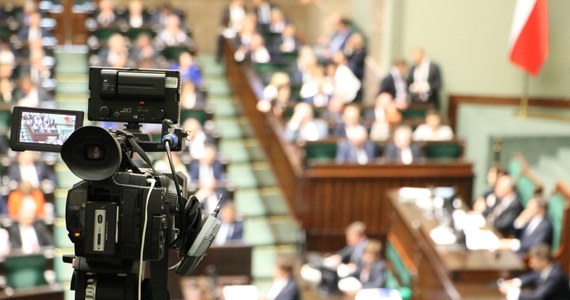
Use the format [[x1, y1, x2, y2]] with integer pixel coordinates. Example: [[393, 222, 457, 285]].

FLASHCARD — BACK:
[[4, 254, 47, 289], [180, 108, 212, 126], [516, 175, 537, 207], [508, 157, 523, 180], [303, 141, 337, 165], [547, 193, 566, 251], [425, 142, 462, 159], [401, 107, 428, 120]]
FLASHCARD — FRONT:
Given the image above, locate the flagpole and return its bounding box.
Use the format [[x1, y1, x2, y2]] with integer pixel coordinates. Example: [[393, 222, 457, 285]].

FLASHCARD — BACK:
[[517, 73, 530, 117]]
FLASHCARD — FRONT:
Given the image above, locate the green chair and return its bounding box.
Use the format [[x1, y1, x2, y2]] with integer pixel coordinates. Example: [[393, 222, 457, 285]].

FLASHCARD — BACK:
[[401, 107, 428, 120], [516, 175, 538, 207], [0, 25, 10, 40], [385, 241, 413, 300], [547, 192, 566, 252], [0, 109, 11, 131], [280, 51, 298, 66], [124, 27, 156, 41], [180, 108, 212, 126], [508, 157, 523, 180], [303, 140, 337, 165], [424, 141, 462, 159], [161, 46, 192, 61], [4, 254, 47, 289], [92, 27, 121, 44]]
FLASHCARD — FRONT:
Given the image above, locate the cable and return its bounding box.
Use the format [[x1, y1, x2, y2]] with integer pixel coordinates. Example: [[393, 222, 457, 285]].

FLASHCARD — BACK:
[[138, 177, 156, 300], [164, 141, 184, 206]]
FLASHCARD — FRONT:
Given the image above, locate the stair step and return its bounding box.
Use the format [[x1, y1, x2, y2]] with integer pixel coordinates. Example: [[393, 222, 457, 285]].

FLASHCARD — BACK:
[[227, 163, 258, 189], [219, 139, 250, 163], [235, 188, 267, 217]]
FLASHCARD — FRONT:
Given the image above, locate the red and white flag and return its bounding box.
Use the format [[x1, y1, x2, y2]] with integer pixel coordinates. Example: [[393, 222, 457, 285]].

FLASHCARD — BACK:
[[509, 0, 549, 76]]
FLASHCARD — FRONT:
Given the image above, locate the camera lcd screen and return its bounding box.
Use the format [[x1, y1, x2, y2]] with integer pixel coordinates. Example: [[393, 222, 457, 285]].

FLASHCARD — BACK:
[[10, 106, 84, 152]]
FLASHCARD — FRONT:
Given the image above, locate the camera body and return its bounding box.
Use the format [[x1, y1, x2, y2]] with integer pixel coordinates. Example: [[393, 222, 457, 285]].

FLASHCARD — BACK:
[[9, 67, 218, 300], [65, 171, 181, 263]]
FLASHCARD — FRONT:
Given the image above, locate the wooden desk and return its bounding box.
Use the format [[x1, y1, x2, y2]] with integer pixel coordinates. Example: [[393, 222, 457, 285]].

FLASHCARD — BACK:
[[387, 192, 524, 300]]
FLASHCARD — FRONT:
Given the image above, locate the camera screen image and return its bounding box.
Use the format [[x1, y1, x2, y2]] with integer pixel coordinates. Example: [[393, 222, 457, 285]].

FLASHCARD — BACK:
[[10, 106, 84, 152], [19, 111, 78, 146]]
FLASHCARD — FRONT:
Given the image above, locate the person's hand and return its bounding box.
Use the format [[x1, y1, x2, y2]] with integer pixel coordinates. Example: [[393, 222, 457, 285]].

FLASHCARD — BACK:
[[472, 197, 487, 212], [323, 254, 341, 268]]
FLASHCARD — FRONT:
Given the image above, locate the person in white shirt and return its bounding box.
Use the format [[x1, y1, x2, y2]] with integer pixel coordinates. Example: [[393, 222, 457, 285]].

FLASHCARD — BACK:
[[412, 109, 454, 141], [284, 102, 328, 143], [213, 201, 243, 245], [234, 33, 271, 63], [383, 125, 424, 164], [127, 0, 145, 29], [156, 14, 188, 47], [331, 51, 361, 103]]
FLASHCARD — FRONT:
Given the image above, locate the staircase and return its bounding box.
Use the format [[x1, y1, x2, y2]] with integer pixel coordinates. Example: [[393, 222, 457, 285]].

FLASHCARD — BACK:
[[197, 54, 300, 289]]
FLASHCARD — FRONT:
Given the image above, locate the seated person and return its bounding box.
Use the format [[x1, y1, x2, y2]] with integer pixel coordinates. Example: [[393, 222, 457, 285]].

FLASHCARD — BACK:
[[213, 201, 244, 245], [129, 33, 158, 66], [267, 256, 301, 300], [181, 118, 213, 160], [338, 239, 386, 294], [259, 72, 291, 117], [284, 102, 328, 143], [501, 196, 553, 256], [180, 80, 206, 109], [365, 92, 402, 142], [97, 33, 128, 67], [325, 221, 369, 271], [188, 144, 225, 184], [17, 12, 51, 42], [412, 109, 454, 141], [234, 33, 271, 63], [172, 51, 203, 88], [336, 125, 376, 165], [483, 174, 523, 237], [7, 180, 46, 221], [472, 166, 507, 213], [8, 151, 57, 194], [7, 199, 53, 254], [332, 104, 363, 139], [378, 58, 409, 110], [300, 66, 334, 108], [94, 0, 118, 27], [383, 125, 424, 164], [289, 46, 318, 86], [156, 14, 189, 47], [20, 49, 51, 85], [268, 8, 288, 34], [0, 75, 14, 103], [499, 244, 570, 300], [13, 76, 52, 107], [153, 152, 190, 180], [125, 0, 148, 29], [273, 23, 300, 54], [194, 178, 221, 214], [321, 97, 345, 129]]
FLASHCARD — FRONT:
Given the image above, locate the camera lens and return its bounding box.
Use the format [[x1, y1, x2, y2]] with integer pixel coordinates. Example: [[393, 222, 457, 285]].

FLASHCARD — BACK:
[[85, 145, 105, 161]]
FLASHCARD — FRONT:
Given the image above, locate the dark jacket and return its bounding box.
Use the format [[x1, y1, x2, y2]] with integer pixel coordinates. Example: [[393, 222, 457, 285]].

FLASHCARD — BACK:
[[382, 143, 424, 163], [7, 221, 54, 249], [518, 262, 570, 300], [336, 139, 376, 164]]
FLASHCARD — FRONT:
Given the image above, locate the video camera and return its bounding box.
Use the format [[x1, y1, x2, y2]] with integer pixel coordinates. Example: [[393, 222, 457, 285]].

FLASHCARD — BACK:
[[9, 67, 221, 300]]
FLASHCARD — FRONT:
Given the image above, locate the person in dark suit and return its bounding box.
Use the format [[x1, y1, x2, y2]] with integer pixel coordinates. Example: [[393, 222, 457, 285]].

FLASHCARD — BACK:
[[267, 256, 300, 300], [188, 144, 225, 184], [406, 48, 442, 108], [326, 221, 369, 269], [484, 174, 524, 237], [213, 201, 244, 245], [8, 151, 57, 194], [216, 0, 246, 61], [338, 239, 386, 294], [336, 125, 376, 165], [383, 125, 424, 164], [473, 166, 508, 213], [326, 15, 353, 60], [332, 104, 363, 138], [378, 58, 409, 110], [93, 0, 119, 28], [124, 0, 150, 29], [344, 33, 367, 82], [509, 196, 553, 256], [17, 12, 52, 42], [252, 0, 274, 27], [7, 199, 53, 253], [499, 244, 570, 300], [271, 24, 301, 55]]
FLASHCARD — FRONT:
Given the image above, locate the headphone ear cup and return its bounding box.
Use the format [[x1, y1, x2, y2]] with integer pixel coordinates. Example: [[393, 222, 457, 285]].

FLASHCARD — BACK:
[[181, 195, 203, 254]]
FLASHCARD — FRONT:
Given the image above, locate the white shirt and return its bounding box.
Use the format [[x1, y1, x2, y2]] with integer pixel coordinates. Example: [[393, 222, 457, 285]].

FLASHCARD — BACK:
[[129, 15, 143, 28], [412, 59, 431, 101], [401, 147, 413, 165], [334, 64, 361, 103], [0, 229, 9, 257], [19, 224, 40, 254], [412, 124, 454, 141], [19, 164, 39, 187], [266, 278, 288, 300]]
